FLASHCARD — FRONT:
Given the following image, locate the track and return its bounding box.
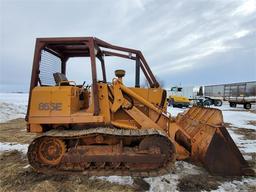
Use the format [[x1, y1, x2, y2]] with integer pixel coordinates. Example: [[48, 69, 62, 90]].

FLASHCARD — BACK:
[[27, 127, 176, 177]]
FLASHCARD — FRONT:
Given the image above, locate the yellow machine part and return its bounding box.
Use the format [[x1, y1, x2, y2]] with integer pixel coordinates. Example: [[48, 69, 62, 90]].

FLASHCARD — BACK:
[[29, 86, 82, 117], [169, 106, 253, 176], [170, 95, 190, 103], [28, 82, 168, 132]]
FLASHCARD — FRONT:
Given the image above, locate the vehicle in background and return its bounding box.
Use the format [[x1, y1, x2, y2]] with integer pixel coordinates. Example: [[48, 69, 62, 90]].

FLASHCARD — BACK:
[[192, 86, 222, 107], [167, 86, 190, 108], [195, 96, 222, 107], [224, 82, 256, 109]]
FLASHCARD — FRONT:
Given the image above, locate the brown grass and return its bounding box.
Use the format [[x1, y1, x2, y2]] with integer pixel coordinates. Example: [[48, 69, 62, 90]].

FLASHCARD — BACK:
[[248, 121, 256, 126], [231, 127, 256, 140], [0, 118, 36, 144], [177, 174, 220, 192], [224, 122, 232, 128]]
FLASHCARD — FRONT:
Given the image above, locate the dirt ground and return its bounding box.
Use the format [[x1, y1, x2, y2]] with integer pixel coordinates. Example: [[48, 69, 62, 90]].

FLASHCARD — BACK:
[[248, 120, 256, 126], [232, 127, 256, 140], [0, 118, 35, 144], [177, 174, 220, 192]]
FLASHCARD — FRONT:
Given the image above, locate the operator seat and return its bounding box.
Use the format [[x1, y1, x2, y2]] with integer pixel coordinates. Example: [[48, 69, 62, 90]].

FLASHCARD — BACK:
[[53, 72, 69, 86]]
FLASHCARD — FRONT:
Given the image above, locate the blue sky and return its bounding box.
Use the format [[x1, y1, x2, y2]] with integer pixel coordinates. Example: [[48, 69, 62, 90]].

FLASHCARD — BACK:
[[0, 0, 256, 92]]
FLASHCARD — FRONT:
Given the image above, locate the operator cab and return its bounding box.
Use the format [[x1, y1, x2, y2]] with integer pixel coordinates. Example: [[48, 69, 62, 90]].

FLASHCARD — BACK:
[[27, 37, 162, 121], [170, 86, 183, 96]]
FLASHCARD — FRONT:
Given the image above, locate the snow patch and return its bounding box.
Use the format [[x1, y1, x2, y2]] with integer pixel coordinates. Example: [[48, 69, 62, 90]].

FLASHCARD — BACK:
[[0, 142, 28, 154], [228, 129, 256, 153], [222, 110, 256, 130], [91, 176, 133, 186], [145, 161, 204, 192], [0, 93, 28, 123], [0, 93, 28, 105], [213, 178, 256, 192], [168, 106, 186, 117], [0, 102, 27, 123], [93, 161, 204, 191], [23, 164, 30, 169]]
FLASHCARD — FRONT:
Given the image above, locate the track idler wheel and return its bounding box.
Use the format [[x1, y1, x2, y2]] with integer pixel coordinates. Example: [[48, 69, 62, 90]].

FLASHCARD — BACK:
[[38, 137, 66, 165], [126, 136, 174, 170]]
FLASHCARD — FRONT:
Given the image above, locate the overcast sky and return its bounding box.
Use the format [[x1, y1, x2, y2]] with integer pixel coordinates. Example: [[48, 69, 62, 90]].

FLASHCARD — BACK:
[[0, 0, 256, 92]]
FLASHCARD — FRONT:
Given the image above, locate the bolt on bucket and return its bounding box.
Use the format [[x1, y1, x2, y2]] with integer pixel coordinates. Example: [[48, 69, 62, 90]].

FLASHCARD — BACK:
[[169, 106, 254, 176]]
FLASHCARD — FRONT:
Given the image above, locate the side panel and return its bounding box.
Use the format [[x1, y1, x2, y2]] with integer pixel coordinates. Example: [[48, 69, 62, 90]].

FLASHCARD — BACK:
[[28, 85, 104, 129], [29, 87, 52, 117], [29, 86, 80, 117], [98, 83, 111, 123], [111, 86, 168, 129], [130, 87, 167, 110]]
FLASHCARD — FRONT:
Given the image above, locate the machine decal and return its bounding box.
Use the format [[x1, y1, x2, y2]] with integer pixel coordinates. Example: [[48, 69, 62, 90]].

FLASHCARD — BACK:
[[38, 103, 62, 111]]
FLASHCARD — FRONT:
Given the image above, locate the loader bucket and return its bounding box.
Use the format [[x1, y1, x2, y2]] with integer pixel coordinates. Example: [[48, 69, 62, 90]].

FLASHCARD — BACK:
[[169, 106, 254, 176]]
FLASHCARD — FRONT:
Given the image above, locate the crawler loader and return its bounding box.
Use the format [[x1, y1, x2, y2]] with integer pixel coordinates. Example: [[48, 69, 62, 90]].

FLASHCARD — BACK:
[[26, 37, 253, 176]]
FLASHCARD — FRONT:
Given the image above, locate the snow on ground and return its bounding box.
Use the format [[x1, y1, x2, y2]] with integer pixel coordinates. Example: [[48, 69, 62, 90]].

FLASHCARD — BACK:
[[0, 142, 28, 154], [167, 107, 185, 117], [0, 93, 28, 123], [0, 93, 255, 191], [144, 161, 204, 192], [228, 128, 256, 153], [212, 178, 256, 192], [223, 110, 256, 129], [93, 176, 134, 186], [217, 103, 256, 154], [94, 161, 203, 191], [221, 105, 256, 130]]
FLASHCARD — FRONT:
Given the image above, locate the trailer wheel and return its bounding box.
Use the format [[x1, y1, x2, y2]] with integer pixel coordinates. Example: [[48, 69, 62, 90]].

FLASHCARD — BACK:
[[244, 103, 251, 110], [214, 100, 222, 107], [230, 102, 236, 108], [203, 100, 211, 107], [177, 104, 183, 108]]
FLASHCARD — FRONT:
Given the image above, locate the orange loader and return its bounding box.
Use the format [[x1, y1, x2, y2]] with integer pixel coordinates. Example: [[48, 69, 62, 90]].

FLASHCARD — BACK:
[[26, 37, 253, 176]]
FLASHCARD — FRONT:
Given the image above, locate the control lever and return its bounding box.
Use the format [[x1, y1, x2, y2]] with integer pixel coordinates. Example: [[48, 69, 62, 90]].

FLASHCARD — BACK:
[[79, 81, 86, 94]]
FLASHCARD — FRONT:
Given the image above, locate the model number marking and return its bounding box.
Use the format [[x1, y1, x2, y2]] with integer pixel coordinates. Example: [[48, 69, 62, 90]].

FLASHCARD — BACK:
[[38, 103, 62, 111]]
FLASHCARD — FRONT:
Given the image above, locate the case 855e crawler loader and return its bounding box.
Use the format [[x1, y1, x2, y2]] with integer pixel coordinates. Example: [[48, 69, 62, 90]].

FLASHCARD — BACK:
[[26, 37, 253, 176]]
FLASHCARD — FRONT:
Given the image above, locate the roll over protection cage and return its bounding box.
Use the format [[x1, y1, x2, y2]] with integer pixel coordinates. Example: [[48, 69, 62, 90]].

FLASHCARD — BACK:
[[26, 37, 160, 120]]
